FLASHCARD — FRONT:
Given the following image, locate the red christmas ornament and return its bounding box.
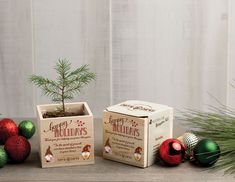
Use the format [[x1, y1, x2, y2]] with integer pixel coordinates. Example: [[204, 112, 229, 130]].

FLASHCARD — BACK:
[[159, 138, 185, 166], [4, 136, 31, 163], [0, 118, 18, 144]]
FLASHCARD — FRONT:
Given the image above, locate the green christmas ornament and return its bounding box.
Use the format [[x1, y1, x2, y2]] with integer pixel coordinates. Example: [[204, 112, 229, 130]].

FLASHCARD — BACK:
[[0, 148, 8, 168], [193, 139, 220, 166], [18, 120, 36, 139]]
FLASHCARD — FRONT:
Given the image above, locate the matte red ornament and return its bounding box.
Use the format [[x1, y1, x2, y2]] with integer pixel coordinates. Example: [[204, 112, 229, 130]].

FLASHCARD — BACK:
[[159, 138, 185, 166], [4, 136, 31, 163], [0, 118, 18, 144]]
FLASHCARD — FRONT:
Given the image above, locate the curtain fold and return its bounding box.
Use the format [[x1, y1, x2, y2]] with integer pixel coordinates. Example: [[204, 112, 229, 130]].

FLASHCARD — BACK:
[[112, 0, 229, 111], [0, 0, 233, 118], [0, 0, 34, 117], [32, 0, 110, 117]]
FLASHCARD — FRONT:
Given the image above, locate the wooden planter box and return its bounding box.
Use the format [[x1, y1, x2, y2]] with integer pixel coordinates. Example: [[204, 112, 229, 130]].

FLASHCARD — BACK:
[[103, 100, 173, 168], [37, 102, 94, 168]]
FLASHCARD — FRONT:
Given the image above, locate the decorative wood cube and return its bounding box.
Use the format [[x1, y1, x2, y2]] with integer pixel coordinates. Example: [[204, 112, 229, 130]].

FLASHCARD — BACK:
[[103, 100, 173, 168], [37, 102, 94, 168]]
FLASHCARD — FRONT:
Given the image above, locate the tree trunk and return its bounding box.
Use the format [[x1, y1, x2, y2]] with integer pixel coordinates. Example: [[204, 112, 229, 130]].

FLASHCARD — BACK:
[[61, 88, 65, 113]]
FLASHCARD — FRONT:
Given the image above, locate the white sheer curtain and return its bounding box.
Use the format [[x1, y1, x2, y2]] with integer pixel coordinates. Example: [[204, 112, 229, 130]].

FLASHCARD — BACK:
[[0, 0, 234, 118], [0, 0, 110, 117], [111, 0, 229, 111]]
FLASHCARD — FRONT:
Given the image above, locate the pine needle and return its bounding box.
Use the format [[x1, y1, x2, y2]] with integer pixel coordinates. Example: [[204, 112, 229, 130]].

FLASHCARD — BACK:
[[29, 59, 96, 114], [178, 108, 235, 175]]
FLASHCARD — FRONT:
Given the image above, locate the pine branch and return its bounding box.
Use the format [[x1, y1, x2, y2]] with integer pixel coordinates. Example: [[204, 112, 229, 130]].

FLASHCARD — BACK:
[[29, 59, 96, 114], [65, 72, 96, 94], [55, 59, 71, 79], [68, 64, 90, 78], [30, 75, 61, 97], [179, 108, 235, 175]]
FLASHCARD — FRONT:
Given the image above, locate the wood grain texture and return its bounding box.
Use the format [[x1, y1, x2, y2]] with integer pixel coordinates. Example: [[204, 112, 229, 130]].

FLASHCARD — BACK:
[[112, 0, 228, 110], [0, 119, 233, 182], [32, 0, 110, 117], [0, 0, 34, 118], [227, 0, 235, 109], [0, 0, 234, 121], [0, 0, 110, 118]]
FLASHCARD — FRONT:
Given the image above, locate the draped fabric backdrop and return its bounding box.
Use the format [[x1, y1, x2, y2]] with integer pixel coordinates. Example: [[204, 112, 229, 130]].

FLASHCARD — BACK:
[[0, 0, 234, 118]]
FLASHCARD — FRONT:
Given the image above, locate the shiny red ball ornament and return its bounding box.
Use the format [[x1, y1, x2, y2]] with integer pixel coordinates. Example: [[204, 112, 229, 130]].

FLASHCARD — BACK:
[[0, 118, 18, 144], [4, 136, 31, 163], [159, 138, 185, 166]]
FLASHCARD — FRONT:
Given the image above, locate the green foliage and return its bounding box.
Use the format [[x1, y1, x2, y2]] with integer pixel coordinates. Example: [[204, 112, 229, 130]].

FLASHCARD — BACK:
[[179, 106, 235, 175], [30, 59, 96, 113]]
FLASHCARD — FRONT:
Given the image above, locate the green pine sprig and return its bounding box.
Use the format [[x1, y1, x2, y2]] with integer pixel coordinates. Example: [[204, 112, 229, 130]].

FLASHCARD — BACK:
[[179, 106, 235, 175], [30, 59, 96, 114]]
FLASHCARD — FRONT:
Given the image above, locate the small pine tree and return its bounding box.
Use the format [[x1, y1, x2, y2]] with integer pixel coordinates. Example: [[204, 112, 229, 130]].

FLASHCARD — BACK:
[[30, 59, 96, 115]]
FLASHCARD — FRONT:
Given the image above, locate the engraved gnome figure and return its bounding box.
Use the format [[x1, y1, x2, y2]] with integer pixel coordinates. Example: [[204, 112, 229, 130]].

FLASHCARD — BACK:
[[82, 144, 91, 160], [45, 146, 54, 162], [134, 147, 142, 161], [104, 138, 112, 154]]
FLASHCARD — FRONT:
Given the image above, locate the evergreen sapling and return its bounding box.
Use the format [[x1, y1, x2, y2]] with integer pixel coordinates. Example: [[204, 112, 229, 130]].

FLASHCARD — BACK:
[[30, 59, 96, 117]]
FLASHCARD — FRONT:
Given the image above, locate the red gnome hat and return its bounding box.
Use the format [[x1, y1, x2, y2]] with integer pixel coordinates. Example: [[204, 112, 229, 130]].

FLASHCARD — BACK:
[[135, 147, 142, 154], [105, 138, 111, 147], [82, 145, 91, 153], [45, 146, 53, 156]]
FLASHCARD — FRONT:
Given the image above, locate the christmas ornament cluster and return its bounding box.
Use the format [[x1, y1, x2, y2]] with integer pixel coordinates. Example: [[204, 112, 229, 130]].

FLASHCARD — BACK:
[[0, 118, 35, 168], [158, 133, 221, 167]]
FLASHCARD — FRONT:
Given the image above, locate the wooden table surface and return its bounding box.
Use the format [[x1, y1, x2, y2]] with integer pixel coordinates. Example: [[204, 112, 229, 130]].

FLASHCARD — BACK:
[[0, 119, 234, 182]]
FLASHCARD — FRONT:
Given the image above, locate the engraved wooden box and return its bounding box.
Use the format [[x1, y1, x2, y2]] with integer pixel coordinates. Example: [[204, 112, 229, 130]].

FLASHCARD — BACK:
[[103, 100, 173, 168], [37, 102, 94, 168]]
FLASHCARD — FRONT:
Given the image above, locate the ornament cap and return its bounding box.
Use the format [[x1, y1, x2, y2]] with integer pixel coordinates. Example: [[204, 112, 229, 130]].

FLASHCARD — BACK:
[[172, 142, 181, 151]]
